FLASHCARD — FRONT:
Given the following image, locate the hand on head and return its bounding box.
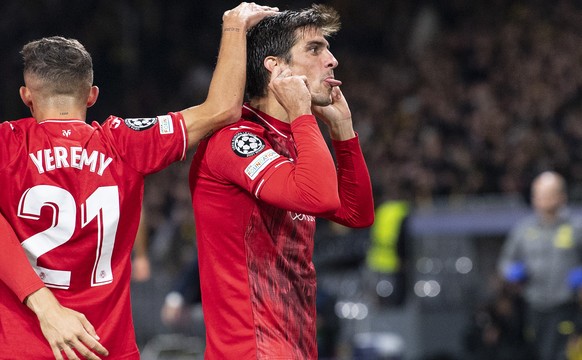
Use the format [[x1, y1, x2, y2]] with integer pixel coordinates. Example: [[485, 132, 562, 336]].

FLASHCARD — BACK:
[[223, 2, 279, 31]]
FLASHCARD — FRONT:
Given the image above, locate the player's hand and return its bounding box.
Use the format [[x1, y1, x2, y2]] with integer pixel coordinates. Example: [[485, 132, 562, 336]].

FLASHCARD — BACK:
[[312, 86, 355, 140], [26, 288, 109, 360], [223, 2, 279, 31], [269, 66, 312, 121]]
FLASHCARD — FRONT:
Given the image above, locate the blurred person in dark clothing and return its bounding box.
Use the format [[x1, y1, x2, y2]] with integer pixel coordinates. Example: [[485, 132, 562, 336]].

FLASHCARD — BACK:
[[464, 281, 535, 360]]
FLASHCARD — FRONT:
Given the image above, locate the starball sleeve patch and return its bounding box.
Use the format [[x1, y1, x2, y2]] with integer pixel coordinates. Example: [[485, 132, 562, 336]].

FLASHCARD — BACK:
[[231, 132, 266, 157], [124, 117, 158, 131]]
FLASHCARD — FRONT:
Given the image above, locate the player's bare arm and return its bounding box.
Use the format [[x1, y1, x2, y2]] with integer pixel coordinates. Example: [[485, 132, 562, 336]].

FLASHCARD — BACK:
[[180, 2, 278, 147]]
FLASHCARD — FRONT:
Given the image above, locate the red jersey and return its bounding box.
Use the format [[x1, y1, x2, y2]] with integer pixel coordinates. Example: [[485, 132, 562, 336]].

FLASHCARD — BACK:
[[0, 114, 187, 359], [189, 104, 374, 359]]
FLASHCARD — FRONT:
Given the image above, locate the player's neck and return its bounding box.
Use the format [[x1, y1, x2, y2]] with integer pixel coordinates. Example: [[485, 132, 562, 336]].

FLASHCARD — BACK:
[[249, 96, 290, 123], [32, 106, 87, 122], [26, 94, 88, 122]]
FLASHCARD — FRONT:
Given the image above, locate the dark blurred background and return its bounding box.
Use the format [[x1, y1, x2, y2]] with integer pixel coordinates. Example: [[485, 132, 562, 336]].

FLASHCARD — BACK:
[[5, 1, 582, 359]]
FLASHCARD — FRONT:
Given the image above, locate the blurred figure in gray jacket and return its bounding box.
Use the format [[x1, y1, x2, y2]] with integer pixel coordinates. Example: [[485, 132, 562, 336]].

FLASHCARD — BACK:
[[498, 171, 582, 360]]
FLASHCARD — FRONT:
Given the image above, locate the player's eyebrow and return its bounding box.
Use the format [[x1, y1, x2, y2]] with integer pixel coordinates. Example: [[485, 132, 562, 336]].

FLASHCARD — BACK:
[[304, 39, 329, 51], [308, 39, 328, 47]]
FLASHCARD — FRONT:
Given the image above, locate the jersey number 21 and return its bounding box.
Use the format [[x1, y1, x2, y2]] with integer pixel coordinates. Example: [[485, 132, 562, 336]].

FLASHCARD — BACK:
[[18, 185, 119, 289]]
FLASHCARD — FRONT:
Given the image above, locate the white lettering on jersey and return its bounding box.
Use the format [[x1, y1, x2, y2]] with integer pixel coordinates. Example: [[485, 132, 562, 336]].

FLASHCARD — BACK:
[[111, 117, 122, 129], [290, 212, 316, 222], [19, 185, 119, 288], [29, 147, 113, 176]]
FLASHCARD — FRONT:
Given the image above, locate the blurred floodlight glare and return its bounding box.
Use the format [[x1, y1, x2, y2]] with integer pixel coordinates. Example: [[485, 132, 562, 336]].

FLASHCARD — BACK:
[[335, 301, 369, 320], [455, 256, 473, 274], [416, 257, 433, 274], [414, 280, 441, 297], [376, 279, 394, 297]]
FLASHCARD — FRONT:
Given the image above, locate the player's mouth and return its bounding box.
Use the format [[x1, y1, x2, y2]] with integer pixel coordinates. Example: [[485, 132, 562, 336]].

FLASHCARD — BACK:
[[324, 76, 342, 87]]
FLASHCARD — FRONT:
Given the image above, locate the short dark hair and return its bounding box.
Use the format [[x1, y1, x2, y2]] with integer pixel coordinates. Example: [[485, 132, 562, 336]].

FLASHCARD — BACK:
[[246, 4, 341, 99], [21, 36, 93, 98]]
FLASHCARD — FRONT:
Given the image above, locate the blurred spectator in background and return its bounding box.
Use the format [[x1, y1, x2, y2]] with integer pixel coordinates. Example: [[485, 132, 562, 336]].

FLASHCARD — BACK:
[[564, 271, 582, 360], [365, 199, 409, 306], [463, 280, 534, 360], [497, 171, 582, 360], [160, 258, 202, 333], [132, 209, 151, 282]]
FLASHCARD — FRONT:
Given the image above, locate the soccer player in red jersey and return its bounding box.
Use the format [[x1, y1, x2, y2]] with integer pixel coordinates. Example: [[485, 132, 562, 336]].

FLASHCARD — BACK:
[[0, 3, 278, 359], [189, 5, 375, 359]]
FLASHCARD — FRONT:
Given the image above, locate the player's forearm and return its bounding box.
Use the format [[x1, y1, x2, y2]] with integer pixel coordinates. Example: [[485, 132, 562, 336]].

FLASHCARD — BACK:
[[327, 136, 375, 228], [327, 117, 356, 141], [202, 19, 248, 124], [208, 16, 248, 112], [0, 213, 44, 302], [260, 115, 340, 214], [181, 17, 247, 147]]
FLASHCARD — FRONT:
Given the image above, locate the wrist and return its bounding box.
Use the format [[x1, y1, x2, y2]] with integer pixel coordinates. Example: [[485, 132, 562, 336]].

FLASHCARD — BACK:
[[222, 18, 247, 33], [222, 25, 244, 34], [25, 287, 59, 317], [289, 111, 313, 122], [328, 119, 355, 141]]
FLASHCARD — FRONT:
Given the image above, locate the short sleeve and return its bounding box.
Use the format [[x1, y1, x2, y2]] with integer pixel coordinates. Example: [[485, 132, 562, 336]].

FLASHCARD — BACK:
[[100, 112, 188, 174]]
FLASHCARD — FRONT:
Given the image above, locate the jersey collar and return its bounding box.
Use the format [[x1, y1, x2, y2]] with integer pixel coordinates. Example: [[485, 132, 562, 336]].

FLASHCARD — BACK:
[[242, 103, 291, 139]]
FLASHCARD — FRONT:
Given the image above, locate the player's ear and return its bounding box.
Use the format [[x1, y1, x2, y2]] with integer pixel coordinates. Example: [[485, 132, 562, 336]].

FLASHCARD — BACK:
[[87, 86, 99, 108], [264, 56, 282, 73], [19, 86, 32, 107]]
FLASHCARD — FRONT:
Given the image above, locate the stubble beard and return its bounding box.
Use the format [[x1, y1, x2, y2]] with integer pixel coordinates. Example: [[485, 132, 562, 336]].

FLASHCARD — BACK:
[[311, 89, 333, 107]]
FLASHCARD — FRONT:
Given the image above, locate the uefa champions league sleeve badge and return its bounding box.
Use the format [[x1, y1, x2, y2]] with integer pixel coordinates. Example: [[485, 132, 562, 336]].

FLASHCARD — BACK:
[[124, 117, 158, 131], [231, 132, 266, 157]]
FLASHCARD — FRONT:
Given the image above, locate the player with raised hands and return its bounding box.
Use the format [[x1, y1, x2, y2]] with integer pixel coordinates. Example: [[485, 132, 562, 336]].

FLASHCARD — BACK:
[[189, 4, 374, 358]]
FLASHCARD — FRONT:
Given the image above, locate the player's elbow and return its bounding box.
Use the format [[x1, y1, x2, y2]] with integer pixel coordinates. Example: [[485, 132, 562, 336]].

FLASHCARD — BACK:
[[221, 106, 242, 125], [360, 205, 376, 227], [208, 101, 242, 127], [353, 212, 375, 228], [336, 211, 375, 229], [312, 194, 341, 216]]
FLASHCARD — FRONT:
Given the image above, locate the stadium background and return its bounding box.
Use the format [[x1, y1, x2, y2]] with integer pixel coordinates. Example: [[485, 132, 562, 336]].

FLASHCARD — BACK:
[[3, 0, 582, 359]]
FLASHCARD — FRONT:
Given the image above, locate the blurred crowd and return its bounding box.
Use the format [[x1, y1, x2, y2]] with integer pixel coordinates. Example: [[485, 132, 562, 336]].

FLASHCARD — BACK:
[[339, 0, 582, 206]]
